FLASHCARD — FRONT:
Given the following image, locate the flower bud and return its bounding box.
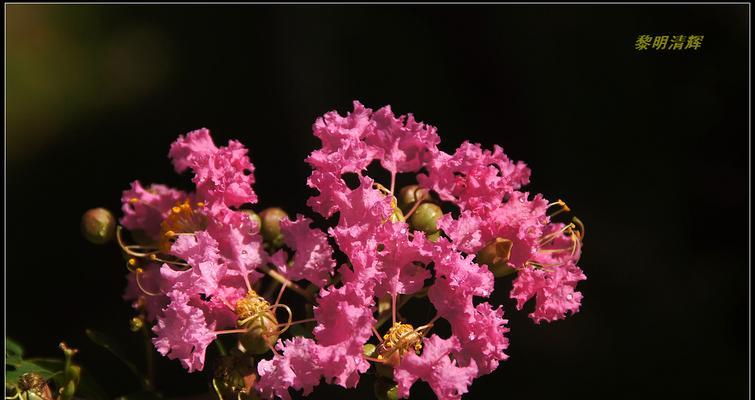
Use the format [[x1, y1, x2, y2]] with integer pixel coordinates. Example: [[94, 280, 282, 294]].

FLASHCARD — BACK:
[[239, 308, 279, 355], [363, 343, 377, 357], [397, 185, 429, 213], [408, 203, 442, 235], [81, 208, 116, 244], [242, 209, 262, 230], [389, 205, 405, 223], [476, 238, 515, 277], [17, 373, 53, 400], [259, 207, 288, 248]]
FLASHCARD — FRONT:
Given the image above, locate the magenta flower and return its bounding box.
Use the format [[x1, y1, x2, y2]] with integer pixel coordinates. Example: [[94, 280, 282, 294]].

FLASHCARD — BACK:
[[275, 215, 337, 287], [111, 101, 586, 399], [393, 335, 478, 400]]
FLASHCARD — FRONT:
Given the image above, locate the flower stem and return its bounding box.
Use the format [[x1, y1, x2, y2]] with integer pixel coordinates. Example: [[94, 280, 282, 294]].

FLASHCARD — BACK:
[[258, 264, 315, 303], [140, 324, 155, 391], [375, 295, 412, 330], [214, 339, 227, 357]]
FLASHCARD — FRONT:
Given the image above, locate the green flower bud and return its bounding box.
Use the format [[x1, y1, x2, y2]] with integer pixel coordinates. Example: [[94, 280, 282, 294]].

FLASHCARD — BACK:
[[17, 373, 53, 400], [409, 203, 442, 235], [389, 205, 405, 223], [259, 207, 288, 248], [476, 238, 516, 278], [397, 185, 429, 213], [242, 209, 262, 229], [81, 208, 116, 244], [239, 309, 279, 355], [363, 343, 377, 357]]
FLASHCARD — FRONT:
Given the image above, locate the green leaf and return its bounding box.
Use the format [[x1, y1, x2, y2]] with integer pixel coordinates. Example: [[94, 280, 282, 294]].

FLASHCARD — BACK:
[[5, 359, 61, 385], [5, 337, 24, 364], [85, 329, 148, 390]]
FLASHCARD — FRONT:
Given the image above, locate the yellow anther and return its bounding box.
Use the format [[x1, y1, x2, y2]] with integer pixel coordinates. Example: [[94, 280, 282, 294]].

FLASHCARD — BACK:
[[376, 322, 424, 365], [135, 267, 144, 274], [129, 198, 139, 204], [235, 290, 272, 321], [128, 258, 137, 267], [159, 199, 207, 252], [149, 254, 157, 260], [196, 202, 205, 207]]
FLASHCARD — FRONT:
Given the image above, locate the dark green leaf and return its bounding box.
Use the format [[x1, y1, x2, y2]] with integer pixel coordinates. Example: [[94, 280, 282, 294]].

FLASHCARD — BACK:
[[5, 359, 61, 384], [5, 337, 24, 364]]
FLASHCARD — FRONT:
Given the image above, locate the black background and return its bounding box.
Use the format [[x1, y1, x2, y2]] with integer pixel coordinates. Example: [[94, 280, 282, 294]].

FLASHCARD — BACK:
[[6, 5, 749, 400]]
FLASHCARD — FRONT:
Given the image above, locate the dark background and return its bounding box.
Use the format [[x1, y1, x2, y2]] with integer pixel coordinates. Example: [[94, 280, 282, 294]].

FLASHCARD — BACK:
[[6, 4, 749, 400]]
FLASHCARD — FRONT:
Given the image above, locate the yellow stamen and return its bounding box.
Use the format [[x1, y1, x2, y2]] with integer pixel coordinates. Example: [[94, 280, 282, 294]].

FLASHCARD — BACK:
[[539, 223, 575, 246], [572, 216, 585, 240], [159, 199, 207, 252], [548, 199, 571, 218], [135, 268, 162, 296], [375, 322, 430, 365]]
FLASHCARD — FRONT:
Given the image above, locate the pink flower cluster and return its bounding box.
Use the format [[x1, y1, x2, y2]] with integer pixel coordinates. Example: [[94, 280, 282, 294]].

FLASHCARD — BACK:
[[119, 101, 586, 399]]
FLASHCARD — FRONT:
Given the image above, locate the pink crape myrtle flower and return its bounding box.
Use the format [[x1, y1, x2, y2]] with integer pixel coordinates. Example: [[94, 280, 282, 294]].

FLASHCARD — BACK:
[[418, 141, 530, 212], [152, 290, 218, 372], [273, 214, 337, 287], [121, 128, 335, 373], [510, 222, 586, 323], [394, 335, 478, 400], [116, 101, 586, 399], [257, 102, 516, 399]]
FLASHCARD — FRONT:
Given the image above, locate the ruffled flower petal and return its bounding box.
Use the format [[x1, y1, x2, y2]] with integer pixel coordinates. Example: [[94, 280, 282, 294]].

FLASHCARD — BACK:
[[256, 337, 321, 400], [278, 215, 337, 287], [418, 141, 530, 211], [169, 128, 257, 207], [152, 290, 217, 372], [123, 262, 168, 322], [120, 181, 186, 239], [393, 335, 478, 400], [510, 223, 586, 323], [366, 105, 440, 173]]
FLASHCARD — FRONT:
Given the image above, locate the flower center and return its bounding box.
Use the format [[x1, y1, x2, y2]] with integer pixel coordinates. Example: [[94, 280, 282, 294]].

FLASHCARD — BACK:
[[159, 199, 208, 252], [377, 322, 424, 363], [234, 290, 272, 322]]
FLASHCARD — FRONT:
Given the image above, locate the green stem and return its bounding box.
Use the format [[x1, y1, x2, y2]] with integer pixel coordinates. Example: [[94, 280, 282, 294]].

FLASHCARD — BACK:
[[141, 324, 155, 391], [214, 339, 227, 357], [258, 264, 315, 303], [375, 295, 412, 330]]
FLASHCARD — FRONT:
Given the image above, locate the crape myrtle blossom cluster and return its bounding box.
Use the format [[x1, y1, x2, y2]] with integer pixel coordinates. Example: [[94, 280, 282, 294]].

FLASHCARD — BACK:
[[110, 101, 585, 400]]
